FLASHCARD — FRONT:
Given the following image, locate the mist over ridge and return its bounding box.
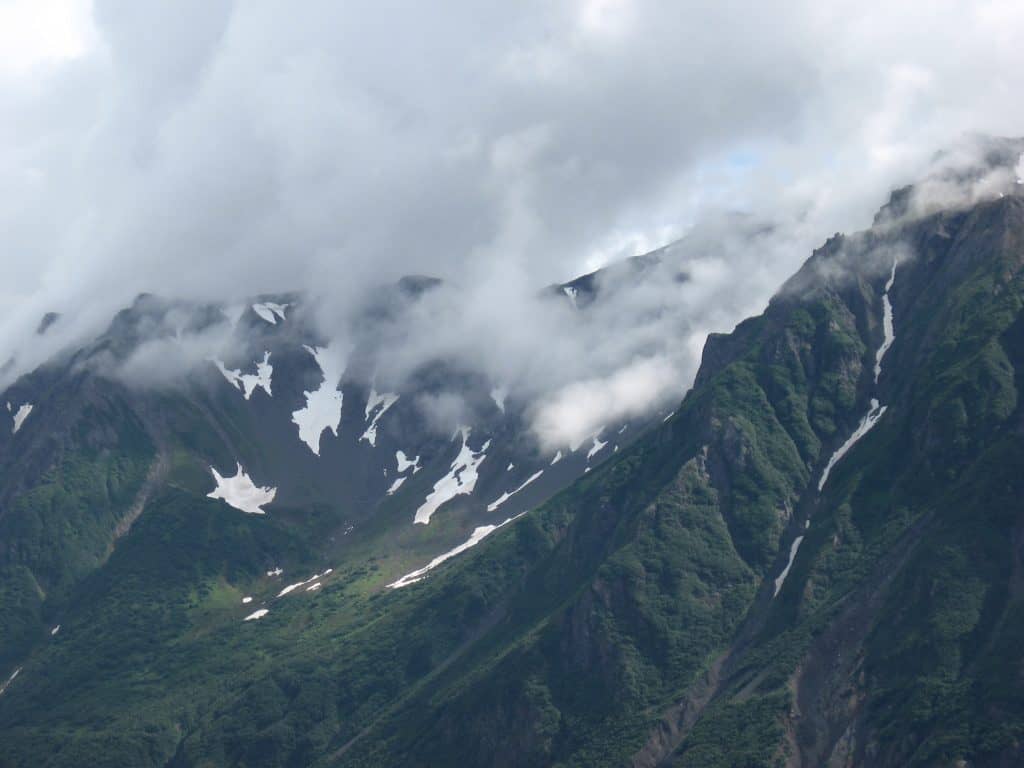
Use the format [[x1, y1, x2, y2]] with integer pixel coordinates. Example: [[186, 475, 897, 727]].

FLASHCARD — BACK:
[[3, 1, 1024, 446]]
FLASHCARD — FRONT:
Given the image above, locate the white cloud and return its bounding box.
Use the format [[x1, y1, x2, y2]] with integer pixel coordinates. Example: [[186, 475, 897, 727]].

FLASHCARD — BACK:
[[531, 356, 679, 451], [0, 0, 97, 78], [1, 1, 1023, 447]]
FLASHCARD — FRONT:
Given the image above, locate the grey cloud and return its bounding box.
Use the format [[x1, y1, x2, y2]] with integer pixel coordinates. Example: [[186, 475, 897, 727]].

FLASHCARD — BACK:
[[1, 1, 1023, 445]]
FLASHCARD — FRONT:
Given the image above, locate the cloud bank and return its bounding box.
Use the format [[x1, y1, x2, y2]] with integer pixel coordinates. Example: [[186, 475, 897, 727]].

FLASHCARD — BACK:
[[2, 0, 1024, 445]]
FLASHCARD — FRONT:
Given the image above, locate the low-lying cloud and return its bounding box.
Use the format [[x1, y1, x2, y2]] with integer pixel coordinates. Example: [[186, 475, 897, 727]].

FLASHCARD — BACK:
[[1, 1, 1024, 447], [530, 356, 678, 451]]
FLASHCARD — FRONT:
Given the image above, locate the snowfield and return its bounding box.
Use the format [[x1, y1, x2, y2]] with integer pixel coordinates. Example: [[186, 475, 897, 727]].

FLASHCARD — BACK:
[[0, 667, 21, 696], [874, 261, 898, 382], [817, 399, 888, 492], [277, 569, 332, 597], [11, 403, 33, 434], [214, 352, 273, 400], [292, 345, 346, 455], [387, 451, 421, 495], [389, 510, 527, 589], [251, 302, 288, 324], [587, 435, 608, 460], [487, 470, 543, 512], [414, 427, 490, 524], [361, 389, 399, 446], [396, 450, 421, 474], [207, 464, 277, 514], [773, 535, 806, 597]]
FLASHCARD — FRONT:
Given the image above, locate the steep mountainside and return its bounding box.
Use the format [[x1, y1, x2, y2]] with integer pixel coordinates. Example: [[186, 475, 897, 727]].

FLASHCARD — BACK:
[[330, 154, 1024, 768], [0, 276, 657, 736], [1, 144, 1024, 767]]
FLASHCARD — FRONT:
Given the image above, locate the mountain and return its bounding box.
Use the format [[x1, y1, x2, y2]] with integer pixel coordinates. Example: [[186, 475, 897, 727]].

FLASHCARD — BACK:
[[0, 272, 662, 666], [1, 141, 1024, 767], [0, 260, 669, 750]]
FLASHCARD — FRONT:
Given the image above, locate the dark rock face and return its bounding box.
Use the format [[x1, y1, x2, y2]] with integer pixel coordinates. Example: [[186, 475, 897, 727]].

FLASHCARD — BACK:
[[35, 313, 59, 336]]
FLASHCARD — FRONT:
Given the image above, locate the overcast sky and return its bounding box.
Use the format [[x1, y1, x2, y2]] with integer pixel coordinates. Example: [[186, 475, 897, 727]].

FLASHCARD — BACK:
[[2, 0, 1023, 444]]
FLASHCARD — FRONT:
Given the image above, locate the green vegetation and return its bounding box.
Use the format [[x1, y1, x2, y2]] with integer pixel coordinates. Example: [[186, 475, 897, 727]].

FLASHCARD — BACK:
[[0, 407, 154, 675]]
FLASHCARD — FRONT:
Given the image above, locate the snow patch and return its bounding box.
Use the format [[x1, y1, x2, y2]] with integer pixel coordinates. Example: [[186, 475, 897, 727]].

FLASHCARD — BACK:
[[252, 302, 288, 324], [413, 427, 490, 525], [388, 449, 422, 495], [569, 425, 605, 453], [487, 470, 543, 512], [277, 582, 304, 597], [550, 450, 563, 465], [389, 510, 528, 589], [817, 400, 887, 492], [292, 345, 346, 455], [208, 463, 277, 515], [773, 535, 805, 597], [50, 625, 60, 636], [305, 582, 321, 592], [361, 389, 399, 446], [244, 609, 269, 621], [396, 450, 421, 474], [277, 569, 331, 597], [586, 435, 608, 460], [11, 403, 32, 434], [242, 596, 253, 604], [874, 261, 897, 383], [563, 285, 579, 309], [0, 667, 21, 696], [214, 352, 273, 400], [266, 567, 283, 577]]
